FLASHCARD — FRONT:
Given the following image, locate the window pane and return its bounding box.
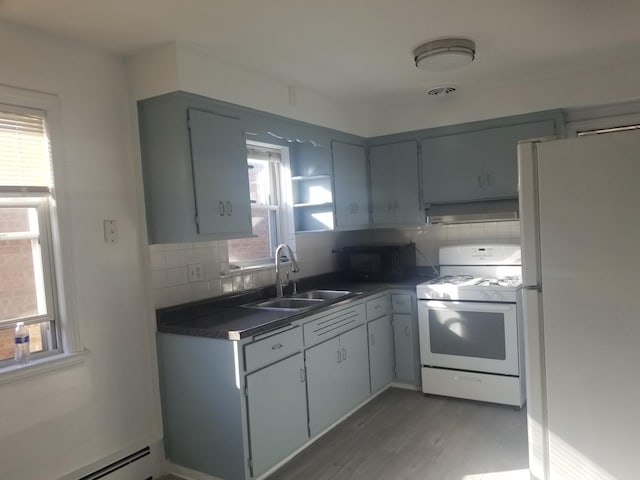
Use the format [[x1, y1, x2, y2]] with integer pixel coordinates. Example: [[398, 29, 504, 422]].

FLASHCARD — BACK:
[[228, 207, 275, 262], [0, 207, 31, 233], [0, 207, 44, 322], [0, 321, 50, 361], [248, 159, 274, 206]]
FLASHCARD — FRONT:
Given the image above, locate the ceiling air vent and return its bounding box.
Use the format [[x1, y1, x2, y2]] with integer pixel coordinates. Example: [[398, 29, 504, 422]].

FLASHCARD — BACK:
[[427, 86, 456, 96]]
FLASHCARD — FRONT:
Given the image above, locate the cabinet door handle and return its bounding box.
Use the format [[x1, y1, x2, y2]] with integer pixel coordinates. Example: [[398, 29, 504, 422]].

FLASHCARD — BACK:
[[405, 326, 410, 337], [226, 201, 232, 216], [337, 349, 342, 364], [300, 368, 306, 383], [354, 203, 358, 214], [219, 201, 225, 216], [271, 343, 283, 350], [370, 333, 375, 346], [486, 173, 491, 186], [342, 347, 347, 361], [477, 175, 483, 188]]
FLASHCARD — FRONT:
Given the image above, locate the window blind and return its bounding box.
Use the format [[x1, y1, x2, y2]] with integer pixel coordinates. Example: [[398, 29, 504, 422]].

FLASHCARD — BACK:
[[0, 107, 52, 188], [247, 146, 282, 162]]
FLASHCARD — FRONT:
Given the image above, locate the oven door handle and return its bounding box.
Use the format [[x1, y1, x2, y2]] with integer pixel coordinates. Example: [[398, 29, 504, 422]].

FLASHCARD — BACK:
[[424, 300, 514, 313]]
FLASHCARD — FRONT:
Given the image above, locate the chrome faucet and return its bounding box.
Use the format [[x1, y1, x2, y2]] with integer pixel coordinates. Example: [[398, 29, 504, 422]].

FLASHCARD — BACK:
[[274, 243, 300, 297]]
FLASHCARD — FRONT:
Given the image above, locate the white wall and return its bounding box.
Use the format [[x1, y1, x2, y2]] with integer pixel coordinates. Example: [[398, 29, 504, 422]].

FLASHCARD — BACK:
[[366, 59, 640, 136], [127, 42, 368, 137], [0, 21, 162, 480]]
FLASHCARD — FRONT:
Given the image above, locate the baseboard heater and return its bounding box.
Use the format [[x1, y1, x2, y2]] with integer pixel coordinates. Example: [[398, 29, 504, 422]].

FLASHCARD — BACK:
[[77, 446, 151, 480]]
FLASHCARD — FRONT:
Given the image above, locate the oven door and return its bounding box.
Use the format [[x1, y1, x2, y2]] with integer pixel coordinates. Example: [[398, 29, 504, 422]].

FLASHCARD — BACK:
[[418, 300, 519, 376]]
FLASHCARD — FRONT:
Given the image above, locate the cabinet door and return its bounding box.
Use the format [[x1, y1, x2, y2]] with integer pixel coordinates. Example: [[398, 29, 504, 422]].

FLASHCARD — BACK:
[[392, 141, 422, 225], [369, 144, 395, 225], [332, 141, 369, 229], [367, 315, 395, 393], [331, 140, 353, 228], [349, 144, 370, 227], [421, 131, 484, 204], [393, 314, 417, 384], [305, 326, 369, 437], [305, 336, 342, 436], [246, 353, 309, 477], [338, 325, 371, 411], [370, 141, 421, 226], [188, 108, 252, 236], [483, 120, 556, 198]]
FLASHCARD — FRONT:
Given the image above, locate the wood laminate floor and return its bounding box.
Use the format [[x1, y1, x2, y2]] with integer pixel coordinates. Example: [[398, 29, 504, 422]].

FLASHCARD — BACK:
[[266, 388, 529, 480]]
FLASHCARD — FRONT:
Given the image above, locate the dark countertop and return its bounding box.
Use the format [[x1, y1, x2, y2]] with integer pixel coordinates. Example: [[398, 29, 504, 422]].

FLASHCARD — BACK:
[[156, 270, 437, 340]]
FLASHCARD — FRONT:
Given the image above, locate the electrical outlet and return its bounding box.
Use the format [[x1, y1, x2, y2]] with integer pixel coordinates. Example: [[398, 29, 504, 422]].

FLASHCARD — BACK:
[[188, 263, 203, 282], [103, 219, 118, 243]]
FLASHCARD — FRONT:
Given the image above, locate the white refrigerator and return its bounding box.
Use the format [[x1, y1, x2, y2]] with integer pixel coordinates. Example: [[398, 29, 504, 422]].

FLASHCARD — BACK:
[[518, 130, 640, 480]]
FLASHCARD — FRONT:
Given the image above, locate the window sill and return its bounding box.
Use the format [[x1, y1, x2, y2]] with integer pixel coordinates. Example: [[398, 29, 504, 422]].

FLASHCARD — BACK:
[[222, 263, 274, 276], [0, 349, 89, 386]]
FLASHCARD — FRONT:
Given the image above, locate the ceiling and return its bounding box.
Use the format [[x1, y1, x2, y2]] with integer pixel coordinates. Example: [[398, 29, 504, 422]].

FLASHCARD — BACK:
[[2, 0, 640, 109]]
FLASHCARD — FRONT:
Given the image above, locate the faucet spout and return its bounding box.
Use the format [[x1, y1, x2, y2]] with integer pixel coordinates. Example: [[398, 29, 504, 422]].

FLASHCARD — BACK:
[[274, 243, 300, 297]]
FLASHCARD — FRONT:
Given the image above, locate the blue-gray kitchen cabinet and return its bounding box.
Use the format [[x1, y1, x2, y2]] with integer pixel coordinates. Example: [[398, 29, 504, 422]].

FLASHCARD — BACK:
[[391, 293, 420, 386], [138, 93, 252, 243], [481, 120, 555, 198], [246, 353, 308, 477], [421, 131, 484, 204], [369, 141, 422, 226], [332, 140, 369, 229], [305, 324, 370, 436], [367, 314, 395, 393], [421, 119, 556, 204]]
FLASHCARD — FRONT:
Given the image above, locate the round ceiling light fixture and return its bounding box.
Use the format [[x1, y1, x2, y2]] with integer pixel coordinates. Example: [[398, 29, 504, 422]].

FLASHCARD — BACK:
[[414, 38, 475, 71]]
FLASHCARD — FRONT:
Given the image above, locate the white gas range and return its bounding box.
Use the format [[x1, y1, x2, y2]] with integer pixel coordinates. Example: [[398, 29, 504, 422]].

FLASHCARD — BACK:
[[416, 244, 525, 407]]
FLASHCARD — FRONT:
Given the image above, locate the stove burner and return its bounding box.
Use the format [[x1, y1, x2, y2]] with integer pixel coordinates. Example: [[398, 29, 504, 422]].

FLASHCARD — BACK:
[[428, 275, 522, 288], [429, 275, 476, 285], [475, 276, 521, 287]]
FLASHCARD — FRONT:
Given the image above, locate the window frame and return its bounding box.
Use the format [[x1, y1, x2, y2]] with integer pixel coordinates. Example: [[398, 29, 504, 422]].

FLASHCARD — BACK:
[[0, 195, 60, 364], [227, 141, 296, 269], [0, 85, 83, 378]]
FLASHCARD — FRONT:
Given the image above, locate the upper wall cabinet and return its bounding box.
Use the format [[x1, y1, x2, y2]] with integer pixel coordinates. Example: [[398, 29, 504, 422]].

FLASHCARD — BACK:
[[421, 118, 558, 204], [332, 141, 369, 230], [138, 93, 252, 244], [369, 141, 422, 226]]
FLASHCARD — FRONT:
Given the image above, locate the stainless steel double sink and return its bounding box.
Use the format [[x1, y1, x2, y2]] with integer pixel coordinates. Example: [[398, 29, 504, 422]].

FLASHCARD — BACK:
[[243, 289, 354, 312]]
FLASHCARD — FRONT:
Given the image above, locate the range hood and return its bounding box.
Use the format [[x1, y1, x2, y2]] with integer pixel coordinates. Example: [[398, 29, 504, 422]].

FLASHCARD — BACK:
[[426, 199, 519, 224]]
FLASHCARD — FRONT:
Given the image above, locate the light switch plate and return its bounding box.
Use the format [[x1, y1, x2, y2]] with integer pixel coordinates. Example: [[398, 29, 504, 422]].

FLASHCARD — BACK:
[[103, 219, 118, 243]]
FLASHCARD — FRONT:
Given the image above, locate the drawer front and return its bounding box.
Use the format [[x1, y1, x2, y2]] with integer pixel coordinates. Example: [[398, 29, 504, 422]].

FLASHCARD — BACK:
[[391, 294, 413, 314], [245, 326, 303, 372], [303, 304, 365, 347], [366, 295, 391, 320]]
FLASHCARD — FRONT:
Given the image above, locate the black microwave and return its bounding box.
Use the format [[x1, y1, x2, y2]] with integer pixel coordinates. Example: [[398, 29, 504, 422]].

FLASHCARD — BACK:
[[340, 243, 416, 282]]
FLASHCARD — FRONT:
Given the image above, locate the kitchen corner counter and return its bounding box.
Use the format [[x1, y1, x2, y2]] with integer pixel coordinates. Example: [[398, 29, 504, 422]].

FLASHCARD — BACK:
[[156, 271, 436, 340]]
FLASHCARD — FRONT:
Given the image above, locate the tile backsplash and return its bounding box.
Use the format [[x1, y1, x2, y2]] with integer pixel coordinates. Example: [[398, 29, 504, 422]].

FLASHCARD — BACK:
[[149, 231, 341, 308], [148, 222, 520, 309]]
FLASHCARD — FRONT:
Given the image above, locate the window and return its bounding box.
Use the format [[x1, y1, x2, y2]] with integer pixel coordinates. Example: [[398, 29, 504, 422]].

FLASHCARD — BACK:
[[0, 104, 61, 366], [228, 143, 294, 267]]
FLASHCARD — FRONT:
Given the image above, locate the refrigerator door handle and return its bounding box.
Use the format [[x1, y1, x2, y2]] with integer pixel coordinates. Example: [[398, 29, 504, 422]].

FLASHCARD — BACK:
[[518, 141, 542, 287]]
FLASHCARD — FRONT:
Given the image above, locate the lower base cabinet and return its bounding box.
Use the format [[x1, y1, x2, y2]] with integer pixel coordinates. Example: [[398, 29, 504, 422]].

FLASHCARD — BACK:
[[157, 290, 415, 480], [393, 314, 418, 384], [246, 353, 309, 477], [391, 292, 420, 387], [368, 314, 395, 392], [305, 325, 370, 436]]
